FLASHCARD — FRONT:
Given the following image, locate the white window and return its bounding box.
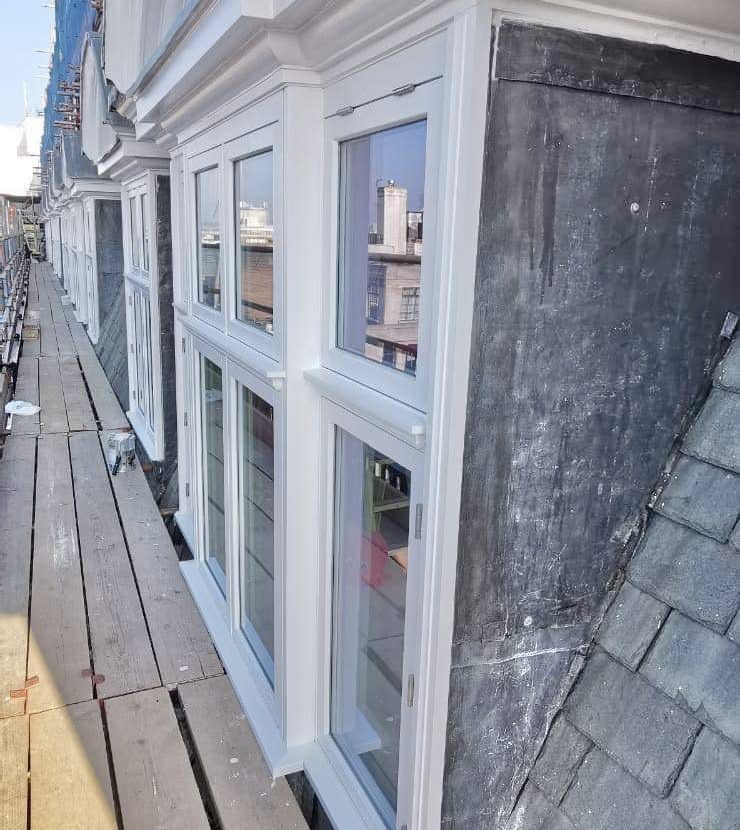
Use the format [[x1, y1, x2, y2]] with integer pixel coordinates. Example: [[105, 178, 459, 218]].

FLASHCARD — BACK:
[[195, 163, 222, 312], [123, 173, 166, 460], [178, 96, 290, 767], [322, 405, 424, 829], [324, 78, 442, 414]]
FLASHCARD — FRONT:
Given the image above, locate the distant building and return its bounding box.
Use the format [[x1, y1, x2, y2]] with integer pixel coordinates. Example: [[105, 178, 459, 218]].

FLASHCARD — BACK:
[[376, 181, 407, 254], [0, 115, 42, 198]]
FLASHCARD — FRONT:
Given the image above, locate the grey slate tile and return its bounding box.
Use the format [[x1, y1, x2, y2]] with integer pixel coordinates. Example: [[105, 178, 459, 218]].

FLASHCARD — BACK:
[[530, 716, 592, 803], [730, 517, 740, 552], [672, 728, 740, 830], [628, 516, 740, 631], [597, 581, 669, 669], [728, 611, 740, 645], [715, 340, 740, 393], [562, 749, 691, 830], [507, 784, 576, 830], [655, 455, 740, 542], [640, 611, 740, 743], [564, 650, 700, 796], [683, 388, 740, 475]]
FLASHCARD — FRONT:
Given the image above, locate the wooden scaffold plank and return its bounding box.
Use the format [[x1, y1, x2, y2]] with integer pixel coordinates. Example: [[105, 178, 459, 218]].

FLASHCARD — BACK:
[[30, 700, 117, 830], [103, 433, 222, 685], [106, 687, 210, 830], [0, 716, 28, 830], [180, 675, 307, 830], [60, 357, 97, 432], [38, 357, 68, 434], [0, 436, 36, 717], [70, 431, 160, 699], [27, 434, 92, 713]]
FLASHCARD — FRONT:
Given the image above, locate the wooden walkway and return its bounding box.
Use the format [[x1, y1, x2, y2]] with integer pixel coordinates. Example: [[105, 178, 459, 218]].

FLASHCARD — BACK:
[[0, 262, 306, 830]]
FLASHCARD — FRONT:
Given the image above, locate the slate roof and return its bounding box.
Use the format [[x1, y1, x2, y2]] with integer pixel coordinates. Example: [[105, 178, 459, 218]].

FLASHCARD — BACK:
[[508, 336, 740, 830], [62, 131, 98, 180]]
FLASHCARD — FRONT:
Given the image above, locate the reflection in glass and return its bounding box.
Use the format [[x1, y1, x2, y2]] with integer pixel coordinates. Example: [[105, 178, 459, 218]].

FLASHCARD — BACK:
[[196, 167, 221, 310], [141, 193, 149, 272], [235, 151, 274, 332], [129, 196, 139, 268], [200, 357, 226, 591], [239, 385, 275, 684], [331, 429, 411, 826], [338, 120, 427, 376]]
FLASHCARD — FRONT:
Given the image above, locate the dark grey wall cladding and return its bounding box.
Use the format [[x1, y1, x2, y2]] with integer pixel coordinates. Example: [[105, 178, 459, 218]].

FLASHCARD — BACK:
[[93, 199, 128, 409], [138, 174, 178, 508], [442, 21, 740, 829]]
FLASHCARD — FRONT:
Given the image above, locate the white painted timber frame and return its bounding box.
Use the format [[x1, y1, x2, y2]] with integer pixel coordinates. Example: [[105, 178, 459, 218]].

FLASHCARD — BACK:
[[169, 4, 492, 829], [121, 169, 169, 461]]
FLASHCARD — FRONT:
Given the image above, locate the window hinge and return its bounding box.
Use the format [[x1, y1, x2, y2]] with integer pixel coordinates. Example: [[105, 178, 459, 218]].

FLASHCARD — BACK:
[[393, 83, 416, 97], [181, 337, 185, 353], [407, 674, 415, 708], [185, 482, 190, 498], [184, 411, 188, 427], [128, 295, 132, 306], [414, 503, 423, 540], [335, 105, 355, 117]]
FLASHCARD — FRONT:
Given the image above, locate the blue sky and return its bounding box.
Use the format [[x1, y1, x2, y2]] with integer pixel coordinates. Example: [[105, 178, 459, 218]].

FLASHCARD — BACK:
[[0, 0, 54, 124]]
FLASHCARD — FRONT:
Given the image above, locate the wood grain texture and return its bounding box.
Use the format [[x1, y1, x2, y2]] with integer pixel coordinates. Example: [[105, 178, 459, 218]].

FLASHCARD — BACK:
[[60, 357, 97, 432], [38, 358, 68, 434], [12, 356, 40, 436], [30, 701, 116, 830], [70, 431, 160, 698], [0, 716, 28, 829], [0, 437, 36, 716], [180, 675, 306, 830], [106, 687, 210, 830], [105, 434, 222, 685], [77, 351, 128, 431], [28, 434, 92, 713]]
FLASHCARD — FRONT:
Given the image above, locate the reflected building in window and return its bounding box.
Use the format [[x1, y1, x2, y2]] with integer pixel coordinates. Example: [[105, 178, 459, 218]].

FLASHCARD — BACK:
[[365, 182, 422, 375]]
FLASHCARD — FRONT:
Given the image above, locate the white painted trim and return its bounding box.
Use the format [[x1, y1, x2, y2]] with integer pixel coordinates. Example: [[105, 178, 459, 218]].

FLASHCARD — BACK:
[[304, 367, 426, 449]]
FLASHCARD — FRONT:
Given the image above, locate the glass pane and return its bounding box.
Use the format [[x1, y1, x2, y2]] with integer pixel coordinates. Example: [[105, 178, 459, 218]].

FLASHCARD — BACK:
[[239, 385, 275, 683], [235, 151, 274, 332], [196, 168, 221, 310], [200, 357, 226, 591], [331, 429, 411, 825], [337, 120, 426, 377], [129, 196, 139, 268], [141, 194, 150, 272]]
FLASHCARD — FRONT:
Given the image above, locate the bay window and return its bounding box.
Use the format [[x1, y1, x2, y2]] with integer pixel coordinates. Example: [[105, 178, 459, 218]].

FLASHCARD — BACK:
[[173, 15, 483, 829]]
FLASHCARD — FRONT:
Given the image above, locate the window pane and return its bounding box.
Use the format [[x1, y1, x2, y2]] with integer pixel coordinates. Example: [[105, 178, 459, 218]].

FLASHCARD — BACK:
[[141, 193, 149, 272], [196, 167, 221, 310], [235, 151, 274, 332], [239, 385, 275, 684], [338, 120, 426, 377], [201, 357, 226, 591], [331, 429, 411, 825], [129, 196, 139, 268]]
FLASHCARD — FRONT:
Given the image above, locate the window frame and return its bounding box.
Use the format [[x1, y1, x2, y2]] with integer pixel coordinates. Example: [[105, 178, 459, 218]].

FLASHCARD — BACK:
[[188, 145, 225, 329], [313, 399, 426, 830], [322, 80, 443, 415], [187, 333, 285, 724], [122, 172, 166, 461], [224, 122, 283, 362]]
